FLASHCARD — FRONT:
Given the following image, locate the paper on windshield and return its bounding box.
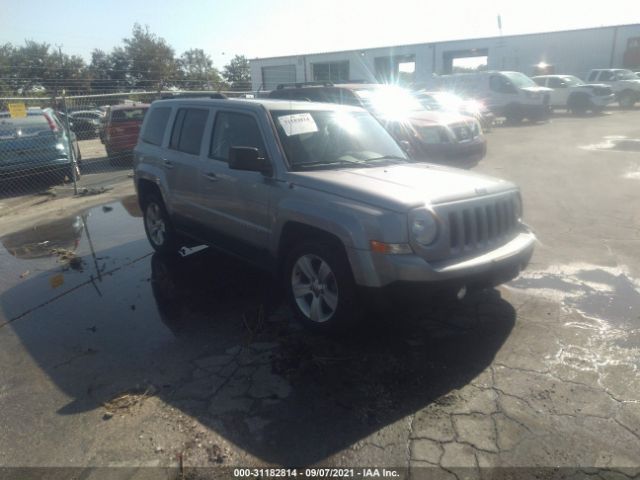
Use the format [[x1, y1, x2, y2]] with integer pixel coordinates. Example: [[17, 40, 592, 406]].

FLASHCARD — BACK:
[[277, 113, 318, 136]]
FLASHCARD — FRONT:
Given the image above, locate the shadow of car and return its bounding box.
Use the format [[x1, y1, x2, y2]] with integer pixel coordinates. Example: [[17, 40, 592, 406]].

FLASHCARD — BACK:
[[1, 201, 516, 466]]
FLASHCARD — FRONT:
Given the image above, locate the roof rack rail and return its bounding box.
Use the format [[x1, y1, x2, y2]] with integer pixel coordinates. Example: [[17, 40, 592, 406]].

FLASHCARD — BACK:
[[275, 82, 334, 90], [158, 92, 228, 100]]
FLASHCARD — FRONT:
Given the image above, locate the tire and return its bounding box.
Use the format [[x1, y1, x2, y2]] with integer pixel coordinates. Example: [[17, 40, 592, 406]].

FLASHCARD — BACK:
[[141, 193, 178, 254], [61, 162, 81, 183], [504, 104, 524, 124], [284, 239, 362, 332], [568, 94, 588, 115], [618, 91, 636, 109]]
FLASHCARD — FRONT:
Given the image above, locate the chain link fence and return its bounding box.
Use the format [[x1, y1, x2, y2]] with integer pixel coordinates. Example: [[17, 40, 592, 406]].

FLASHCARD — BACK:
[[0, 90, 254, 208]]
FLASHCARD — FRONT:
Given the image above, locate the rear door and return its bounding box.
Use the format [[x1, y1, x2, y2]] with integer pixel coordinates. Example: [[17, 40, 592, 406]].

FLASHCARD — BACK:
[[162, 106, 211, 224]]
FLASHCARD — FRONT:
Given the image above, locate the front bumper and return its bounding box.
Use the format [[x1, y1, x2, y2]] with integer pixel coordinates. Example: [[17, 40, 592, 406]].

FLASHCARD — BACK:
[[591, 94, 616, 107], [347, 230, 536, 289], [0, 158, 72, 180]]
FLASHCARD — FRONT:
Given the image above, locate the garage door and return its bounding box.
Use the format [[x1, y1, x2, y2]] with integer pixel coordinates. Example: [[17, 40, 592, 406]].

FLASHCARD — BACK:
[[262, 65, 297, 90]]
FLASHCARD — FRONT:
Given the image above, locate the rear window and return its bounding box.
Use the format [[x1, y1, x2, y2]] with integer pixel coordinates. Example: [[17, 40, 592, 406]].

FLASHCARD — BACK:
[[141, 107, 171, 146], [110, 108, 147, 123], [0, 116, 51, 138]]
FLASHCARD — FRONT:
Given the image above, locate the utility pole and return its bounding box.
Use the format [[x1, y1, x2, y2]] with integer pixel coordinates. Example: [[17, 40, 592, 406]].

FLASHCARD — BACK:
[[56, 44, 64, 98]]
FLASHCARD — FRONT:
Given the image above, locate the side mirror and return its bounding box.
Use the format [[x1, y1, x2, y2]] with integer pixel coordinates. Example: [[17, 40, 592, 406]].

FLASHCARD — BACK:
[[228, 147, 272, 176], [558, 82, 567, 88]]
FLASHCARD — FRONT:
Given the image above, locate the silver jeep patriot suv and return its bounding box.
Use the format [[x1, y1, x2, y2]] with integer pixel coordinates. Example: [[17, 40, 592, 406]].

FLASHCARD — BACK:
[[134, 97, 535, 330]]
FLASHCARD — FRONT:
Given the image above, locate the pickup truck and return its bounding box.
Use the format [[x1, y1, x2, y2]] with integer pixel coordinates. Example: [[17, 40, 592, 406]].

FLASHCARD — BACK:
[[585, 69, 640, 108], [532, 75, 615, 114]]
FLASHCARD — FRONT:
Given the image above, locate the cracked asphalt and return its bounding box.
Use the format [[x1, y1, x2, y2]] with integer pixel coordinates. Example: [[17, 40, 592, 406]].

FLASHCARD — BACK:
[[0, 110, 639, 479]]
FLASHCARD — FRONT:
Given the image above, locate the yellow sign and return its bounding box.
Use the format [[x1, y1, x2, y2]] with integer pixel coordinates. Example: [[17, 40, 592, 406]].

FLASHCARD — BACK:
[[8, 103, 27, 118]]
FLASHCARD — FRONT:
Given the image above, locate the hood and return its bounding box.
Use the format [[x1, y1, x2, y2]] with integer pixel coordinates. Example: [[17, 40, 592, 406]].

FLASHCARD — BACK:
[[406, 110, 473, 126], [580, 83, 611, 88], [522, 86, 553, 93], [375, 110, 474, 127], [288, 163, 516, 212]]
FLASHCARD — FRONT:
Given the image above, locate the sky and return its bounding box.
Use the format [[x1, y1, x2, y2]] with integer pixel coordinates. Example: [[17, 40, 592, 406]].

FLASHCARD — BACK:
[[1, 0, 639, 68]]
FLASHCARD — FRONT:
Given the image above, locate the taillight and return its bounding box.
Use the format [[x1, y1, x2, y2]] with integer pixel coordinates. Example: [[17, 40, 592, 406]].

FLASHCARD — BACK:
[[44, 113, 59, 132]]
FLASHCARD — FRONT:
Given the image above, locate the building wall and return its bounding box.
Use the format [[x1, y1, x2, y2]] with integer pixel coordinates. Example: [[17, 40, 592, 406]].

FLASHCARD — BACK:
[[250, 24, 640, 90]]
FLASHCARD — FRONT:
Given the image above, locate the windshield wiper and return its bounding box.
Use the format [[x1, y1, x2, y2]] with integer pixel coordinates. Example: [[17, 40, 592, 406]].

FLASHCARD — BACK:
[[295, 158, 372, 169], [366, 155, 409, 164]]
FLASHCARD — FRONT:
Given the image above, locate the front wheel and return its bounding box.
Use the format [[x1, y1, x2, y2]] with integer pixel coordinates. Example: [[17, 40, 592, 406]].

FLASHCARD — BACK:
[[284, 240, 362, 332], [618, 91, 636, 109], [142, 193, 178, 254]]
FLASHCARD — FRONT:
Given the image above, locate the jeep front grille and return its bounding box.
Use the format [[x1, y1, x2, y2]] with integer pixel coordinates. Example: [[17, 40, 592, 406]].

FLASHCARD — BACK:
[[440, 194, 520, 257]]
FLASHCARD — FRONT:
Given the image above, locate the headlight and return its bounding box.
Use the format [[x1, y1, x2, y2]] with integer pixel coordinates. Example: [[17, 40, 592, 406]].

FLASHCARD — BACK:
[[411, 209, 439, 246]]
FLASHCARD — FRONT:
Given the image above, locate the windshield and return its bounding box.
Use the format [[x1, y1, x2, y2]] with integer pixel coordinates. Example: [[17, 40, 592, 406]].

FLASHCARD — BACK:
[[502, 71, 537, 88], [562, 76, 584, 86], [354, 86, 425, 118], [615, 69, 638, 80], [271, 109, 408, 170]]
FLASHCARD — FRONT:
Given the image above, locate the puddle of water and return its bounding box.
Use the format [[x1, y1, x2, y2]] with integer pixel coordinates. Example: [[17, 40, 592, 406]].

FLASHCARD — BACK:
[[581, 135, 640, 152], [508, 263, 640, 379], [509, 263, 640, 327], [0, 195, 149, 320]]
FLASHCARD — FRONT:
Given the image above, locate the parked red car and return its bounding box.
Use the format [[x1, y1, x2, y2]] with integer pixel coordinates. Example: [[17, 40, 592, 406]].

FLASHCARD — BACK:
[[104, 104, 149, 165]]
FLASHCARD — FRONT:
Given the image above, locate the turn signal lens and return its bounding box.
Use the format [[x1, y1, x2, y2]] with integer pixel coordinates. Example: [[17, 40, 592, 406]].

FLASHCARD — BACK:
[[370, 241, 413, 255]]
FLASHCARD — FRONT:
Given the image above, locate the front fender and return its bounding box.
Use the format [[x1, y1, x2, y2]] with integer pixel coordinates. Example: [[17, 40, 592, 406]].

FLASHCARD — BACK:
[[272, 195, 408, 255]]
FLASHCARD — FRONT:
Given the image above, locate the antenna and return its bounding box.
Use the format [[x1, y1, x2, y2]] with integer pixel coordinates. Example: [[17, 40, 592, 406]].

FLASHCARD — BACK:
[[497, 15, 503, 36]]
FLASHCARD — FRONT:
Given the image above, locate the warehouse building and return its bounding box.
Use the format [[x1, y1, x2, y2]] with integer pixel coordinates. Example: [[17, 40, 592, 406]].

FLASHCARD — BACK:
[[249, 24, 640, 91]]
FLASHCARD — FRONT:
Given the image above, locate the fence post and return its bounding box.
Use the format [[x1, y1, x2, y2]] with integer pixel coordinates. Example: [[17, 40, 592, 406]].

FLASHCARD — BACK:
[[60, 91, 78, 195]]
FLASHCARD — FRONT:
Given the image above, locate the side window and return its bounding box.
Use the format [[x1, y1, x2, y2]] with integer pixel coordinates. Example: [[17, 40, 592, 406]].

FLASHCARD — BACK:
[[548, 77, 562, 88], [210, 112, 267, 162], [600, 71, 614, 81], [533, 78, 546, 87], [141, 107, 171, 146], [587, 71, 598, 82], [490, 75, 513, 93], [169, 108, 209, 155]]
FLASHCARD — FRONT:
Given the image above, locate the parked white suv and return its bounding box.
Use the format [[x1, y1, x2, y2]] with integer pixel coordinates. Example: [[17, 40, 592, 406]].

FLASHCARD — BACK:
[[585, 69, 640, 108], [532, 75, 615, 114]]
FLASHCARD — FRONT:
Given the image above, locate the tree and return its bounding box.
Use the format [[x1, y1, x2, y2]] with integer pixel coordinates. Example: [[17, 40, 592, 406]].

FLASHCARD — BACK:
[[123, 23, 177, 90], [88, 48, 131, 93], [177, 48, 223, 90], [222, 54, 251, 90]]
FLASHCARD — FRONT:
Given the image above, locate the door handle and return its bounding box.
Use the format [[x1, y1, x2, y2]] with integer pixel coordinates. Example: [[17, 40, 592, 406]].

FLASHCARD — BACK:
[[203, 172, 218, 182], [163, 159, 174, 169]]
